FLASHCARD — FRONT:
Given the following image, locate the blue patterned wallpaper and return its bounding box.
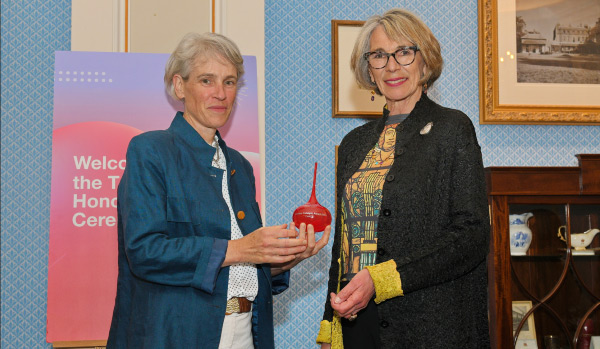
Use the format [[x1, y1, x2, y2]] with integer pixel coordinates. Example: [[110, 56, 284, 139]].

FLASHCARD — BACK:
[[1, 0, 599, 347], [1, 0, 70, 348], [265, 1, 599, 348]]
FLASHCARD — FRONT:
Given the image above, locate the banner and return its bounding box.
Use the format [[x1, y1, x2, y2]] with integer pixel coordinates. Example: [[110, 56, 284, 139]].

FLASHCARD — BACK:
[[47, 52, 259, 342]]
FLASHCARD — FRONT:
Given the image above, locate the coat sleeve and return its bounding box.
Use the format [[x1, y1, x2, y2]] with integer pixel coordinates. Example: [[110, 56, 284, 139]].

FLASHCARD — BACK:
[[271, 271, 289, 295], [118, 135, 227, 293]]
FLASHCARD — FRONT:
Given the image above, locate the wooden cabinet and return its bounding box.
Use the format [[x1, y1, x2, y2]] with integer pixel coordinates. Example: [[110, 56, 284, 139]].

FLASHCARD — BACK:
[[486, 154, 600, 349]]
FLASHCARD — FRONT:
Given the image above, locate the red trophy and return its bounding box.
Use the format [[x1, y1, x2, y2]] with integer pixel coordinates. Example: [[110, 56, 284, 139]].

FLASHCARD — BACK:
[[292, 162, 332, 232]]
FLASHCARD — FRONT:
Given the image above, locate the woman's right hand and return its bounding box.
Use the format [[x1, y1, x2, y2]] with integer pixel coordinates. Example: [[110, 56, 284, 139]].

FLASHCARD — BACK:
[[330, 269, 375, 318], [321, 344, 331, 349], [270, 222, 331, 275], [223, 224, 307, 266]]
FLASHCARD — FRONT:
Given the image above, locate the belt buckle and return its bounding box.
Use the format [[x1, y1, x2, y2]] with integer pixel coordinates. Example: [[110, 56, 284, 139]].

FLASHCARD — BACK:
[[225, 297, 251, 315]]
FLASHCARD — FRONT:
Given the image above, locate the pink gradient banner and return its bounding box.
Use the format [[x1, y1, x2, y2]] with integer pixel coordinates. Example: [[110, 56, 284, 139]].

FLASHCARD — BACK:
[[47, 52, 260, 342]]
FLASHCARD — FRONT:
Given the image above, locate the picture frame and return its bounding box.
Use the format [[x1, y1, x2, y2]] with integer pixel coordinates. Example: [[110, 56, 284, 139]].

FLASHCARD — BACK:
[[478, 0, 600, 125], [331, 20, 386, 118], [512, 300, 537, 340]]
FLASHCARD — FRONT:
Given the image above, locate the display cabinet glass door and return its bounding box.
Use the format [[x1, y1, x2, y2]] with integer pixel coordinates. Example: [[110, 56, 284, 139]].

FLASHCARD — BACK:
[[509, 202, 600, 349]]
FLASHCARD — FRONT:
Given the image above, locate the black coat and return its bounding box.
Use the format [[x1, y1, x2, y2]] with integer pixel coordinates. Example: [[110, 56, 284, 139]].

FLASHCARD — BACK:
[[323, 94, 490, 348]]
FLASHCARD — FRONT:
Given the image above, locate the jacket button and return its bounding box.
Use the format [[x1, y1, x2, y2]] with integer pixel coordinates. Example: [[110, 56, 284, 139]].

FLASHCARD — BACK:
[[382, 209, 391, 216], [237, 211, 245, 220], [377, 248, 385, 256], [395, 148, 404, 156], [386, 174, 395, 182], [380, 320, 389, 328]]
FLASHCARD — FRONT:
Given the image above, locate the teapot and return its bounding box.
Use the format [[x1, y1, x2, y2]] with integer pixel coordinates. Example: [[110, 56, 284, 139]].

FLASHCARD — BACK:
[[558, 226, 600, 252]]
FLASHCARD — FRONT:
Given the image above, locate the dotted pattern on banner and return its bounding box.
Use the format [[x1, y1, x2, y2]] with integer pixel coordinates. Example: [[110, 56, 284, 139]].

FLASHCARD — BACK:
[[265, 1, 599, 348], [55, 70, 113, 84], [1, 0, 71, 348]]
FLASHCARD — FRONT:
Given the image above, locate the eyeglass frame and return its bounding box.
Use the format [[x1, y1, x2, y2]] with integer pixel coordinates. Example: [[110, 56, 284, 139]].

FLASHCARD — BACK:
[[363, 46, 420, 69]]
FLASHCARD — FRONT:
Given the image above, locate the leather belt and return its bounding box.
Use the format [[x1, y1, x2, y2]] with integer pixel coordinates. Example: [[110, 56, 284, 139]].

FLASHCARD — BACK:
[[225, 297, 252, 315]]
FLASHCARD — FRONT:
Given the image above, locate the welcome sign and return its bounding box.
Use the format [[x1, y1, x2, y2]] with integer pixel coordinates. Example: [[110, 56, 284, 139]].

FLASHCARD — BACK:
[[47, 51, 259, 342]]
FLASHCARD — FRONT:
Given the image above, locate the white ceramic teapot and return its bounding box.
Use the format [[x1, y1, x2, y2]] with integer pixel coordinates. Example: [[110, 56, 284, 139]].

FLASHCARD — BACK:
[[558, 226, 600, 253], [509, 213, 534, 256]]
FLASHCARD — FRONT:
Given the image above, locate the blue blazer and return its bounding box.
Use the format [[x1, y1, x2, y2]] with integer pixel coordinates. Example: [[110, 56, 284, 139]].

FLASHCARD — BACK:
[[107, 113, 289, 348]]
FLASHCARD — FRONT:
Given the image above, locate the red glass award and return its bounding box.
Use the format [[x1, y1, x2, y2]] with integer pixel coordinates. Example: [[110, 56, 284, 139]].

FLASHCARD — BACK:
[[292, 162, 332, 232]]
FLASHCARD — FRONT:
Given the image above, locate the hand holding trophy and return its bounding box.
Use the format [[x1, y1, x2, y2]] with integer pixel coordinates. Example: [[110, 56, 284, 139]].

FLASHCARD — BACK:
[[293, 163, 332, 232]]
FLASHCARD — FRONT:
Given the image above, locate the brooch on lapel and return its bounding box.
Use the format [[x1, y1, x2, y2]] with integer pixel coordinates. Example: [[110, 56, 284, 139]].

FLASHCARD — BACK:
[[420, 122, 433, 135]]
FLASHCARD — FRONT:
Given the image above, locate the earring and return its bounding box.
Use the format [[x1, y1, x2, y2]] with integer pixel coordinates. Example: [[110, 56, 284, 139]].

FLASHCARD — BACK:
[[371, 90, 375, 101], [423, 82, 428, 93]]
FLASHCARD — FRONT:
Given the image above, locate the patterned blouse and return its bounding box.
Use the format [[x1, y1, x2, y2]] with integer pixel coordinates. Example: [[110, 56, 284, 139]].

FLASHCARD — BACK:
[[340, 114, 408, 282]]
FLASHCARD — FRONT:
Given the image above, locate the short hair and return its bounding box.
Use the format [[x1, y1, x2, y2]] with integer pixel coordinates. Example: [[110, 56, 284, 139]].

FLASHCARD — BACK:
[[350, 9, 443, 95], [164, 32, 245, 101]]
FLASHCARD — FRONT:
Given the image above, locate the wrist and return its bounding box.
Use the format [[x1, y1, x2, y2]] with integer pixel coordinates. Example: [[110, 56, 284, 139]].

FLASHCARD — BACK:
[[224, 239, 242, 266], [271, 259, 293, 273], [280, 260, 295, 272]]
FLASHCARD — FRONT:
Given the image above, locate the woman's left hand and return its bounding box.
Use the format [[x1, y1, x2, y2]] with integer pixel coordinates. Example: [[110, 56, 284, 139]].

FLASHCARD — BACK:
[[271, 222, 331, 275], [330, 269, 375, 319]]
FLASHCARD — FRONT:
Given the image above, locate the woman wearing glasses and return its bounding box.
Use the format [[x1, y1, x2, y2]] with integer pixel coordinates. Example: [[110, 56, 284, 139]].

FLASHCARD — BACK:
[[317, 9, 490, 348]]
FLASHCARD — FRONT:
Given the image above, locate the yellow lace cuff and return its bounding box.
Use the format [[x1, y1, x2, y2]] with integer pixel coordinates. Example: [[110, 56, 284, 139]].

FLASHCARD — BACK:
[[316, 318, 344, 348], [316, 320, 331, 344], [331, 316, 343, 348], [365, 259, 403, 304]]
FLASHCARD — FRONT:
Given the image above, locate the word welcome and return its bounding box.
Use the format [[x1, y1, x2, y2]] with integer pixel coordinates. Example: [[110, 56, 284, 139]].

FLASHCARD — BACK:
[[70, 155, 126, 228], [74, 156, 126, 170]]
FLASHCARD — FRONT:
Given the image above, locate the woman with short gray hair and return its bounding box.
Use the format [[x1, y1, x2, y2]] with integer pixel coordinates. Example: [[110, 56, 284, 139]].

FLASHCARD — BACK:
[[107, 32, 330, 349], [164, 32, 245, 101]]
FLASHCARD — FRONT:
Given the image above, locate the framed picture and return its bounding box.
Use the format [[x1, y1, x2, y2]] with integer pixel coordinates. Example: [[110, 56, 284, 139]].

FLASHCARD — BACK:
[[331, 20, 386, 118], [512, 300, 536, 340], [478, 0, 600, 125]]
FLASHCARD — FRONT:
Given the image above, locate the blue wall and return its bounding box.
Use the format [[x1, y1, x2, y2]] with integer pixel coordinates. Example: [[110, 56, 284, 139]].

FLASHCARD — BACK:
[[1, 0, 70, 348], [1, 0, 598, 347]]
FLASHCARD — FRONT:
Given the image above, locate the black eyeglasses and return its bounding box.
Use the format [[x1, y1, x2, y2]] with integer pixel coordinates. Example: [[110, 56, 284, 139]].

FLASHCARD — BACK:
[[363, 46, 419, 69]]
